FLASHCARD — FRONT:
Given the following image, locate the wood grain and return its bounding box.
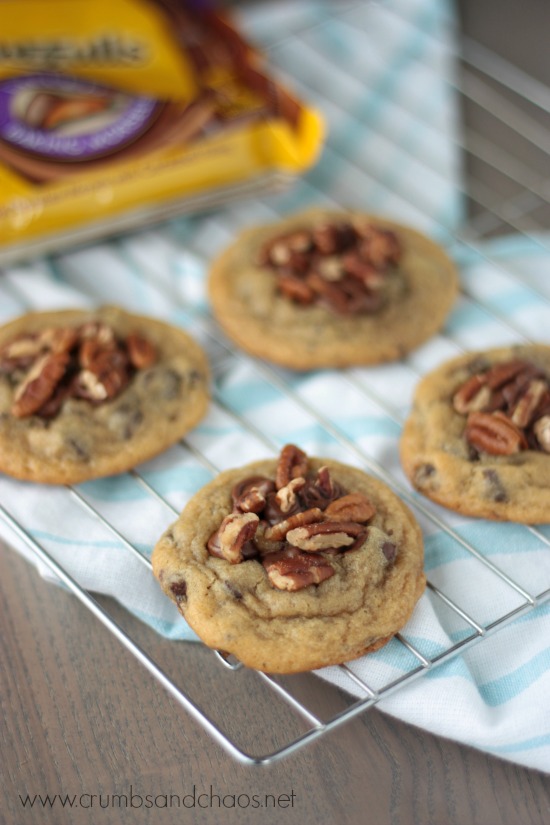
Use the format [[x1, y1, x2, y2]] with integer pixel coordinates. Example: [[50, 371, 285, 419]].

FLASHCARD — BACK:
[[1, 543, 550, 825]]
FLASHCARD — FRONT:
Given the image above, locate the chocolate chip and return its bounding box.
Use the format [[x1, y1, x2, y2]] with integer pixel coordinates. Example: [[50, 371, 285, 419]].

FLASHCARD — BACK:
[[187, 369, 202, 388], [67, 436, 89, 461], [414, 463, 436, 487], [465, 357, 491, 375], [382, 541, 397, 563], [482, 468, 508, 502], [241, 540, 259, 560], [467, 444, 480, 461], [224, 582, 243, 600], [108, 402, 144, 440], [170, 580, 187, 603], [142, 368, 183, 400]]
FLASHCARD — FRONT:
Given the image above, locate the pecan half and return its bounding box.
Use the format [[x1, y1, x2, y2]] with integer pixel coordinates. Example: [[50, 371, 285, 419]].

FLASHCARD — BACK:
[[232, 476, 276, 514], [262, 547, 334, 591], [0, 335, 44, 372], [484, 360, 531, 390], [264, 507, 324, 542], [286, 521, 364, 552], [207, 512, 259, 564], [275, 444, 308, 490], [11, 351, 70, 417], [465, 411, 528, 456], [325, 493, 376, 523]]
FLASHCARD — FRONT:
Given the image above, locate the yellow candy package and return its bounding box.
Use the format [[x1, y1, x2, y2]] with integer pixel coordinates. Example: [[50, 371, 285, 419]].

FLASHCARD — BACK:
[[0, 0, 324, 262]]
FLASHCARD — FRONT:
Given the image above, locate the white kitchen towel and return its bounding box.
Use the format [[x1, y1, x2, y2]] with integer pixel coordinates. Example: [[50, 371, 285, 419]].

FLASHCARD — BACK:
[[3, 0, 550, 773]]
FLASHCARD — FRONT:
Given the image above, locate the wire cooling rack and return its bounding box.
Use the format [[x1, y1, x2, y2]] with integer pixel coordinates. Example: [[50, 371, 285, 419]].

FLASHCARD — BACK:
[[2, 1, 550, 764]]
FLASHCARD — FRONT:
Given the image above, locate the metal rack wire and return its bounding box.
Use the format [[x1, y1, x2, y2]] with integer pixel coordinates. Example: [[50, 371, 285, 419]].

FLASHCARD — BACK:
[[1, 1, 550, 764]]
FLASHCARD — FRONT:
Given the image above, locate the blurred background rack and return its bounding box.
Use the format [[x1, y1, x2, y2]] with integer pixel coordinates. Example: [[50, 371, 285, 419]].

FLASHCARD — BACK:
[[1, 0, 550, 771]]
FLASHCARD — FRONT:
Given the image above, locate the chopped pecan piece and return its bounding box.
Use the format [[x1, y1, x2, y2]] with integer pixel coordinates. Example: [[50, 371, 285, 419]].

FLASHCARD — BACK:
[[452, 374, 491, 414], [71, 369, 109, 402], [207, 512, 259, 564], [306, 271, 353, 315], [342, 252, 385, 288], [484, 360, 531, 390], [465, 411, 528, 456], [317, 256, 344, 281], [41, 326, 80, 354], [533, 415, 550, 453], [510, 380, 547, 428], [262, 547, 334, 591], [361, 228, 401, 268], [277, 273, 315, 304], [126, 332, 157, 369], [275, 476, 306, 513], [232, 476, 275, 514], [84, 347, 130, 399], [286, 521, 364, 552], [79, 321, 116, 346], [0, 333, 43, 363], [325, 493, 376, 523], [314, 466, 336, 499]]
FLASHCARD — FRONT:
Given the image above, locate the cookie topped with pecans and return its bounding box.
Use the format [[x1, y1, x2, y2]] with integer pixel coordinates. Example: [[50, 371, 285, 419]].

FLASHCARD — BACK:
[[400, 345, 550, 523], [0, 306, 210, 484], [152, 444, 425, 673], [208, 207, 458, 369]]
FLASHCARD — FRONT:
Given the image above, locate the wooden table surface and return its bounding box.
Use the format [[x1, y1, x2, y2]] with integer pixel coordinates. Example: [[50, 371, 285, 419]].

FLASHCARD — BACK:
[[2, 2, 550, 824]]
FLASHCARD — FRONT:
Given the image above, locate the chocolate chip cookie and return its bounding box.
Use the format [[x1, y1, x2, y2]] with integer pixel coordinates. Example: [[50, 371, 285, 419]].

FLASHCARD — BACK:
[[400, 345, 550, 523], [0, 306, 210, 484], [207, 208, 458, 370], [152, 444, 425, 673]]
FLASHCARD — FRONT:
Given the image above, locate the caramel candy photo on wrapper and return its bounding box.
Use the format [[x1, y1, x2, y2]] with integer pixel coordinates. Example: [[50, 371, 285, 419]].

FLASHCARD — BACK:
[[207, 208, 458, 370], [152, 444, 425, 674], [0, 306, 210, 484], [400, 344, 550, 523]]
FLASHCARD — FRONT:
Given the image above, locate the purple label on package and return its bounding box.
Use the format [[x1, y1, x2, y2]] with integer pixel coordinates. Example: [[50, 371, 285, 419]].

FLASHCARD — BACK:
[[0, 74, 159, 160]]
